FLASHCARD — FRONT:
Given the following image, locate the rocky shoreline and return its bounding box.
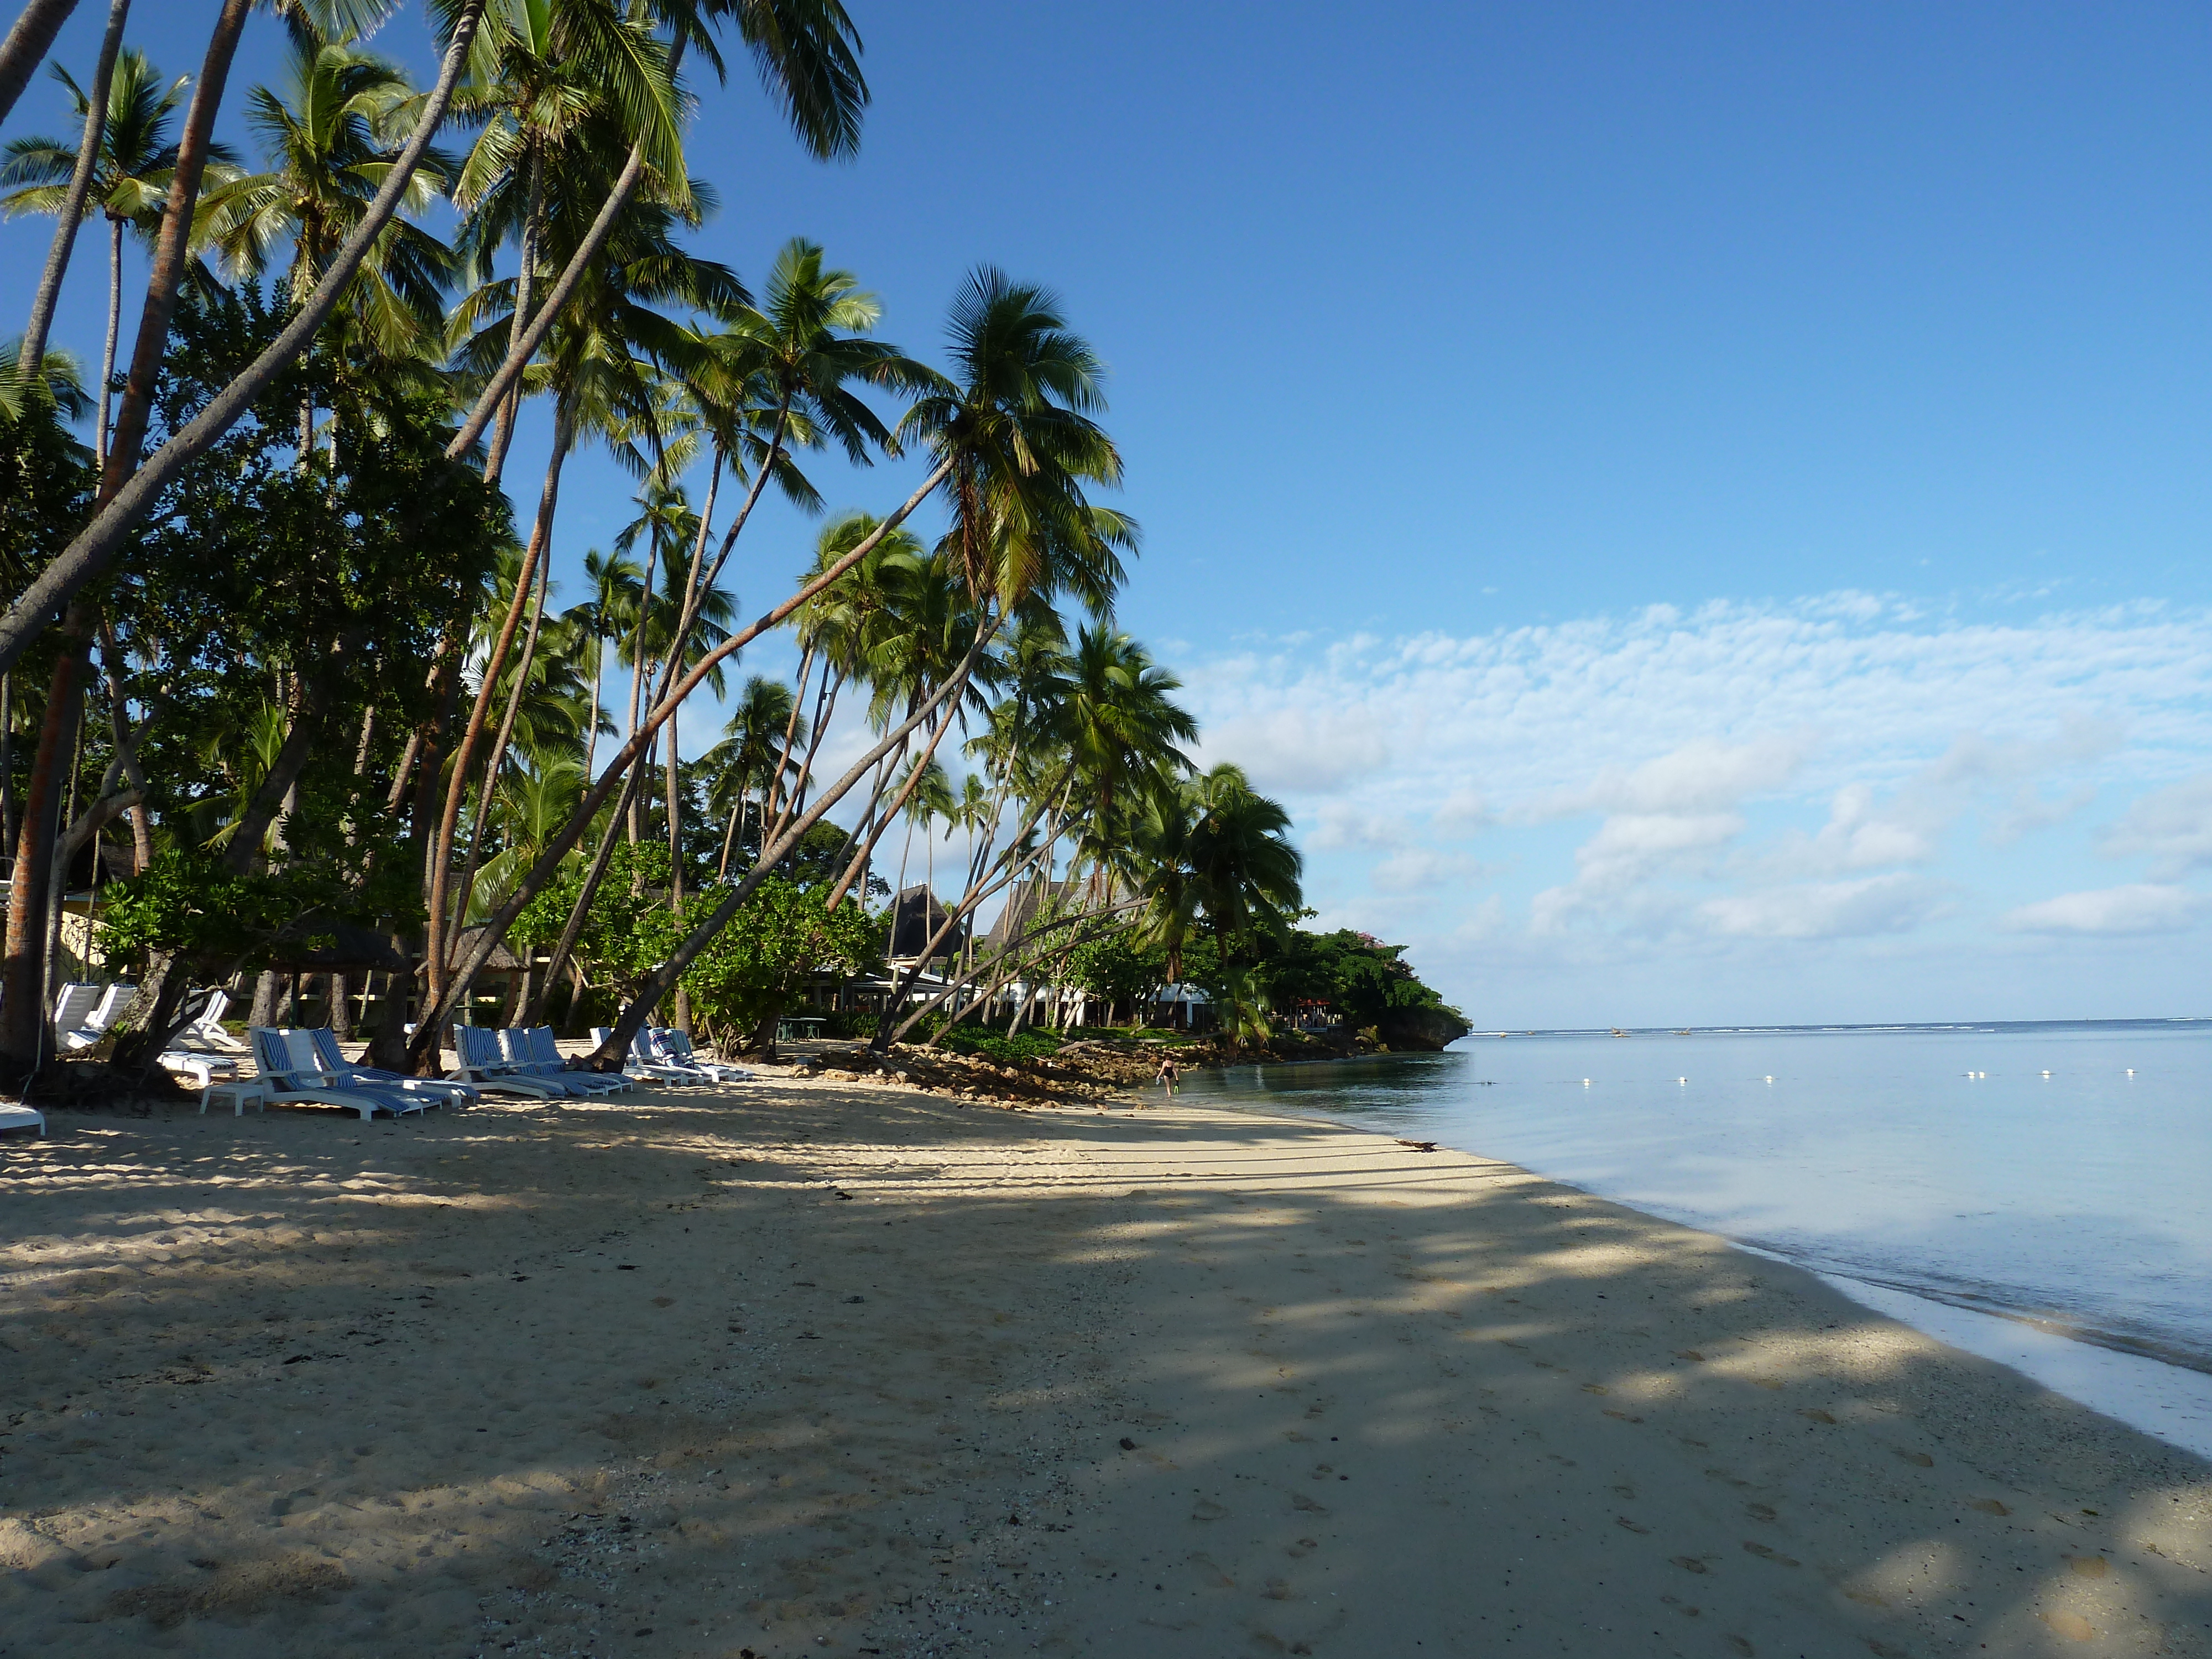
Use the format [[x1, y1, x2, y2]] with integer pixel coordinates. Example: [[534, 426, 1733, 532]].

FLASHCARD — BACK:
[[774, 1027, 1432, 1109]]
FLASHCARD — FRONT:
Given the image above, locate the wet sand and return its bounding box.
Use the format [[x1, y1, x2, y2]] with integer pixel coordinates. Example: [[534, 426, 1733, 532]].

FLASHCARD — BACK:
[[1, 1077, 2207, 1656]]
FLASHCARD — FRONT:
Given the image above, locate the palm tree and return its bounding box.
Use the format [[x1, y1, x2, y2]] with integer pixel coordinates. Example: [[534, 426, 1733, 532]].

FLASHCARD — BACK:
[[679, 238, 929, 596], [447, 0, 869, 457], [448, 0, 689, 479], [898, 268, 1135, 618], [204, 29, 459, 450], [708, 674, 804, 879], [1, 49, 238, 463], [1058, 624, 1196, 885], [426, 136, 742, 1013], [1140, 763, 1305, 987], [570, 545, 641, 781]]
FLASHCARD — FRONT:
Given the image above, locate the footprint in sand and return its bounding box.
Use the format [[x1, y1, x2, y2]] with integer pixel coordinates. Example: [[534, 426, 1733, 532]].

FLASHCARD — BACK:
[[1892, 1448, 1934, 1467], [1285, 1538, 1318, 1558], [1741, 1541, 1799, 1567], [2039, 1609, 2097, 1641], [2068, 1556, 2108, 1579], [1191, 1500, 1228, 1521], [1969, 1498, 2011, 1516], [1290, 1493, 1327, 1514]]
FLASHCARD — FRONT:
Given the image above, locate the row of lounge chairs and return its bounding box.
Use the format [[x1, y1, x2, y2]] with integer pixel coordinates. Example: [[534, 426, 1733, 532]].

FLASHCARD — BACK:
[[52, 980, 244, 1091], [596, 1025, 755, 1086], [2, 1001, 758, 1134], [232, 1022, 754, 1121]]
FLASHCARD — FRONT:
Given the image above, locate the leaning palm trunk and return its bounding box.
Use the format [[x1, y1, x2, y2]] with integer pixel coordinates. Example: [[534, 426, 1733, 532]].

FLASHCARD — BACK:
[[481, 145, 546, 488], [523, 769, 639, 1028], [0, 0, 491, 677], [444, 36, 691, 462], [894, 895, 1142, 1050], [867, 782, 1076, 1054], [449, 536, 552, 947], [425, 394, 574, 1015], [406, 462, 954, 1072], [588, 627, 997, 1071], [0, 0, 79, 129], [826, 708, 956, 913], [16, 0, 127, 378]]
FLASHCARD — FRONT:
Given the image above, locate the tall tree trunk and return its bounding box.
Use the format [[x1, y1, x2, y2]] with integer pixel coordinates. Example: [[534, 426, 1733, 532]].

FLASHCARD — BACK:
[[17, 0, 126, 379], [95, 216, 122, 465], [589, 628, 997, 1071], [1, 670, 14, 855], [0, 614, 89, 1082], [96, 620, 150, 872], [425, 395, 572, 1014], [444, 37, 691, 461], [481, 143, 544, 488], [450, 528, 551, 940], [97, 0, 251, 499], [0, 0, 78, 129], [409, 463, 956, 1069], [525, 767, 640, 1027], [620, 533, 659, 851], [582, 634, 603, 782], [0, 0, 489, 678]]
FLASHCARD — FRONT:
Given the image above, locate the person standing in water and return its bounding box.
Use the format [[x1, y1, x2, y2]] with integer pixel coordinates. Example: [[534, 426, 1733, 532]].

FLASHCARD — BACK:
[[1154, 1054, 1180, 1095]]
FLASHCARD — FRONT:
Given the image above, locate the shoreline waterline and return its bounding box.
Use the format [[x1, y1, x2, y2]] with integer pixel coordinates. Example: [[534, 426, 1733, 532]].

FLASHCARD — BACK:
[[1180, 1028, 2212, 1462]]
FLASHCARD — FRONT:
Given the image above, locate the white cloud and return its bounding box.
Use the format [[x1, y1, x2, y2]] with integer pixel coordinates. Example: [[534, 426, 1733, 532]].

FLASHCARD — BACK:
[[1544, 733, 1816, 818], [1308, 803, 1410, 851], [1699, 874, 1942, 940], [1989, 783, 2098, 845], [1175, 595, 2212, 1015], [1370, 848, 1491, 894], [1181, 596, 2199, 826], [2000, 884, 2207, 936], [1194, 703, 1388, 795], [1431, 787, 1492, 835], [2101, 774, 2212, 878]]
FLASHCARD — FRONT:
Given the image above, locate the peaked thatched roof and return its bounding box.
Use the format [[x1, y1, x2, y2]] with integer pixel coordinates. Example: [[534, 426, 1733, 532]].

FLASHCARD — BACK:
[[982, 879, 1080, 954], [448, 925, 523, 971], [889, 886, 962, 960]]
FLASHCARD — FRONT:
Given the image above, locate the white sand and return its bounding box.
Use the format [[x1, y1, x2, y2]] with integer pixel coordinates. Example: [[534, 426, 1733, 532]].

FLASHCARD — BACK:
[[2, 1079, 2207, 1657]]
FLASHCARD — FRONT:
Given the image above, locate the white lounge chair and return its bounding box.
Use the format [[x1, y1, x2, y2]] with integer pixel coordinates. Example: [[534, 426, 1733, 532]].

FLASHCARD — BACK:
[[653, 1027, 754, 1083], [58, 982, 239, 1091], [307, 1027, 477, 1108], [174, 987, 247, 1052], [249, 1027, 429, 1120], [484, 1027, 605, 1099], [447, 1024, 564, 1099], [593, 1025, 705, 1084], [516, 1026, 630, 1094], [0, 1102, 44, 1136], [50, 983, 105, 1052]]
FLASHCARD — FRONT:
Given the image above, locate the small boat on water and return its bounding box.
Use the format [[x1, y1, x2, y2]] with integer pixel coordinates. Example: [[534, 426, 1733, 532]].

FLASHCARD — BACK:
[[1610, 1028, 1629, 1038]]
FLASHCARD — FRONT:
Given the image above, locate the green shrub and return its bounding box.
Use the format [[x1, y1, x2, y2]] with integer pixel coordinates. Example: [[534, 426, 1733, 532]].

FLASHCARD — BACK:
[[936, 1028, 1064, 1065]]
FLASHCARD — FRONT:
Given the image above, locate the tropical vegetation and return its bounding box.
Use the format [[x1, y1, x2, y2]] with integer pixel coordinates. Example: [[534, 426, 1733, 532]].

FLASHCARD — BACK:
[[0, 0, 1458, 1087]]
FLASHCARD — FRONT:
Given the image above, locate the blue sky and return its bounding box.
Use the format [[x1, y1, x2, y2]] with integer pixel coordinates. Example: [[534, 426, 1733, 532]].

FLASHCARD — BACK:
[[8, 3, 2212, 1022]]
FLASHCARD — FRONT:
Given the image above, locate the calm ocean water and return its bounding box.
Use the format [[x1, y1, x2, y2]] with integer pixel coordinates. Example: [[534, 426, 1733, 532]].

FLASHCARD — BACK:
[[1180, 1021, 2212, 1454]]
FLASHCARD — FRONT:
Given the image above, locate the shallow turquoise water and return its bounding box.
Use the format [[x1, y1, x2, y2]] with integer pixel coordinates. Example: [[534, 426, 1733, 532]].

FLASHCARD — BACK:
[[1179, 1020, 2212, 1376]]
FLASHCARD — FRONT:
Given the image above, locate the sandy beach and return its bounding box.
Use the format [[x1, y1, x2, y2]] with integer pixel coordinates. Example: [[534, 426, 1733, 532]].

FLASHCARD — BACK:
[[2, 1073, 2208, 1658]]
